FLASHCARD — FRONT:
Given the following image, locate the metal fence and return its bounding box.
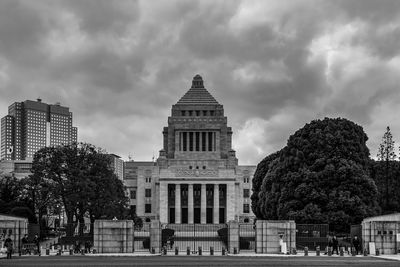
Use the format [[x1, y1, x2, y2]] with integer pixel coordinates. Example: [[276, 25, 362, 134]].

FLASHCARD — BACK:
[[239, 223, 255, 252], [296, 224, 329, 250], [133, 223, 150, 252], [162, 224, 227, 253]]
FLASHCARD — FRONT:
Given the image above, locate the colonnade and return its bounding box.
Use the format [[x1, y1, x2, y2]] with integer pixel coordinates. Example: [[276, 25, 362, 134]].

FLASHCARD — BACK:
[[178, 131, 216, 152]]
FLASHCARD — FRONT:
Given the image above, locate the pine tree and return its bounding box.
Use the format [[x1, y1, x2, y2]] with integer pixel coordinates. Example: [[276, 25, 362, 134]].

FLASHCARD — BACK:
[[377, 126, 397, 211]]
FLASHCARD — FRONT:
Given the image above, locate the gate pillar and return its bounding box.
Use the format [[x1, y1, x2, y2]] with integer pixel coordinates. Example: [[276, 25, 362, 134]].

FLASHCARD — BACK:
[[150, 220, 161, 253], [228, 220, 239, 254]]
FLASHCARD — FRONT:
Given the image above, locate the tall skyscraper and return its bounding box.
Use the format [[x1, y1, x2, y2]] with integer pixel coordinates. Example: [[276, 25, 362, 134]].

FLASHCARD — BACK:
[[0, 99, 78, 160]]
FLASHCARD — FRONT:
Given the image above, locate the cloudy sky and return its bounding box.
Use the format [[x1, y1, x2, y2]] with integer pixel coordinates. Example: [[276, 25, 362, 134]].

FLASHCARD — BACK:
[[1, 0, 400, 165]]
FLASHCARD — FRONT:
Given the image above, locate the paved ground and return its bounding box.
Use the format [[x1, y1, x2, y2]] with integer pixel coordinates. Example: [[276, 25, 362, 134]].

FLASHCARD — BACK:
[[0, 255, 399, 267]]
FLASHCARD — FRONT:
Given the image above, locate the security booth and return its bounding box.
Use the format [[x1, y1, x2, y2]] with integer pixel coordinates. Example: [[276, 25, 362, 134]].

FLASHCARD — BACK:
[[0, 214, 28, 254], [362, 213, 400, 255], [255, 220, 296, 254]]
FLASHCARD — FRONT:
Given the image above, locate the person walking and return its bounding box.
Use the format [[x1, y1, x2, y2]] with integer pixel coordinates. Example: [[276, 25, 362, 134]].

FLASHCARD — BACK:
[[4, 235, 13, 259], [33, 234, 40, 256], [332, 236, 339, 255], [352, 235, 360, 255], [21, 234, 31, 255]]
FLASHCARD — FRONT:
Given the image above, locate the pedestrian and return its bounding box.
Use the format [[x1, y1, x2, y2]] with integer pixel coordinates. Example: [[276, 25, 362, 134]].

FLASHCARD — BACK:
[[352, 235, 360, 255], [33, 234, 40, 256], [21, 234, 31, 255], [4, 235, 13, 259], [327, 236, 333, 254], [170, 236, 174, 249], [332, 236, 339, 255]]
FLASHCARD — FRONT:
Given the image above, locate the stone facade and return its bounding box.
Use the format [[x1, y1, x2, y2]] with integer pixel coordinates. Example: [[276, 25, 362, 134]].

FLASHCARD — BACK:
[[361, 213, 400, 255], [93, 220, 134, 253], [124, 75, 256, 224], [255, 220, 296, 254]]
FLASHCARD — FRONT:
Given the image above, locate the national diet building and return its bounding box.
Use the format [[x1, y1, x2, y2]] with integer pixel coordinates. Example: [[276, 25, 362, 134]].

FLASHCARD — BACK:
[[124, 75, 256, 224]]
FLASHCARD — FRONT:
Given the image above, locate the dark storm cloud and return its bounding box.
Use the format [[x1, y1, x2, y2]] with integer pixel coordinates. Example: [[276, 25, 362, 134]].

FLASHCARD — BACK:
[[1, 0, 400, 164]]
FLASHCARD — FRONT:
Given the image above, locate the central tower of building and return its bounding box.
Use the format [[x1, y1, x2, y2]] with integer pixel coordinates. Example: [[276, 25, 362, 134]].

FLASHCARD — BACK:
[[124, 74, 255, 224], [156, 74, 252, 224]]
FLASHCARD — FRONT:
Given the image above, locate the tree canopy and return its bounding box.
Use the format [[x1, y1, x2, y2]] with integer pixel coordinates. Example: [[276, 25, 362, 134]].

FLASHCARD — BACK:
[[251, 117, 380, 232], [29, 142, 133, 236]]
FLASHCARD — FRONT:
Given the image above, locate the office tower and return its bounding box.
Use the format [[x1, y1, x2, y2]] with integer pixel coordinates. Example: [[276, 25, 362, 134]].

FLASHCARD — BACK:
[[1, 99, 78, 160]]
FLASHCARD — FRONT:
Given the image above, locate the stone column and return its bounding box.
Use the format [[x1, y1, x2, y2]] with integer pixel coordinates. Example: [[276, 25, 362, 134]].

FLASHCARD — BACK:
[[228, 220, 239, 253], [188, 184, 194, 224], [213, 184, 219, 224], [150, 220, 161, 253], [186, 132, 190, 152], [179, 132, 182, 151], [201, 184, 206, 224], [206, 132, 209, 151], [226, 183, 236, 222], [213, 132, 216, 151], [193, 132, 196, 151], [159, 182, 168, 223], [199, 132, 203, 151], [175, 184, 181, 224]]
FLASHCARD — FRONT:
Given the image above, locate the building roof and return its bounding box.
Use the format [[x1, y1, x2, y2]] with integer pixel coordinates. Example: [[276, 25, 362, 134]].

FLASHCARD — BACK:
[[176, 75, 219, 105], [0, 213, 28, 221], [362, 213, 400, 223]]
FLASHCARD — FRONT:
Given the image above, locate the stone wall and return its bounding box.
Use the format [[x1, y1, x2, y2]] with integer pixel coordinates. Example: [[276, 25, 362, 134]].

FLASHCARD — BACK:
[[362, 221, 400, 255], [93, 220, 133, 253], [255, 220, 296, 254]]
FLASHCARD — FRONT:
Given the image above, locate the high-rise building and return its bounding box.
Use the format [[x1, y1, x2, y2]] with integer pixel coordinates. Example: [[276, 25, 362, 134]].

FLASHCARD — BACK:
[[0, 99, 78, 161], [108, 154, 124, 180], [124, 75, 256, 224]]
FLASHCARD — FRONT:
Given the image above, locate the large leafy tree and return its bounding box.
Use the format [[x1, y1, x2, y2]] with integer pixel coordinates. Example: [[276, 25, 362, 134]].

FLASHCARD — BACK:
[[370, 160, 400, 214], [252, 118, 379, 233], [0, 172, 36, 223], [251, 151, 281, 219], [376, 126, 397, 211], [30, 142, 131, 237]]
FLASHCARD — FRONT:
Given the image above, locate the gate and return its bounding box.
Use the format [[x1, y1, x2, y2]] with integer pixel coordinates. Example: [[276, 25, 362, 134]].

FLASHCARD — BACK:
[[162, 224, 227, 253], [296, 224, 328, 250], [239, 223, 255, 252], [134, 223, 150, 252]]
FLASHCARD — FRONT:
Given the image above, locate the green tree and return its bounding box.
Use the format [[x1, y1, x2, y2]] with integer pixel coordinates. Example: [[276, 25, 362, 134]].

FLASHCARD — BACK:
[[30, 142, 131, 237], [370, 160, 400, 214], [251, 151, 280, 219], [252, 118, 379, 233], [376, 126, 397, 211]]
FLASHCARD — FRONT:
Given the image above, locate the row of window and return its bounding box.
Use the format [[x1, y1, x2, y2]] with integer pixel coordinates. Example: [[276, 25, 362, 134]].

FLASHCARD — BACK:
[[130, 189, 152, 199], [180, 110, 215, 117]]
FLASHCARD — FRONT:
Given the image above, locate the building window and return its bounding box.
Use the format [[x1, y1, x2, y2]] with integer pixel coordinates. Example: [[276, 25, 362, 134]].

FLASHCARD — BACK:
[[196, 110, 200, 116], [145, 189, 151, 198], [130, 190, 136, 199], [243, 189, 250, 198], [244, 176, 250, 183], [146, 177, 151, 183], [188, 111, 193, 116], [181, 111, 186, 116], [210, 110, 215, 116], [145, 204, 151, 213], [145, 217, 151, 223], [203, 110, 207, 116], [243, 204, 250, 213], [244, 217, 249, 223]]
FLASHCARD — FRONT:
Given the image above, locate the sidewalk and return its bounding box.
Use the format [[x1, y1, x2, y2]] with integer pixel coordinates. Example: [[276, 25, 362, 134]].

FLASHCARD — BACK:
[[2, 251, 400, 261]]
